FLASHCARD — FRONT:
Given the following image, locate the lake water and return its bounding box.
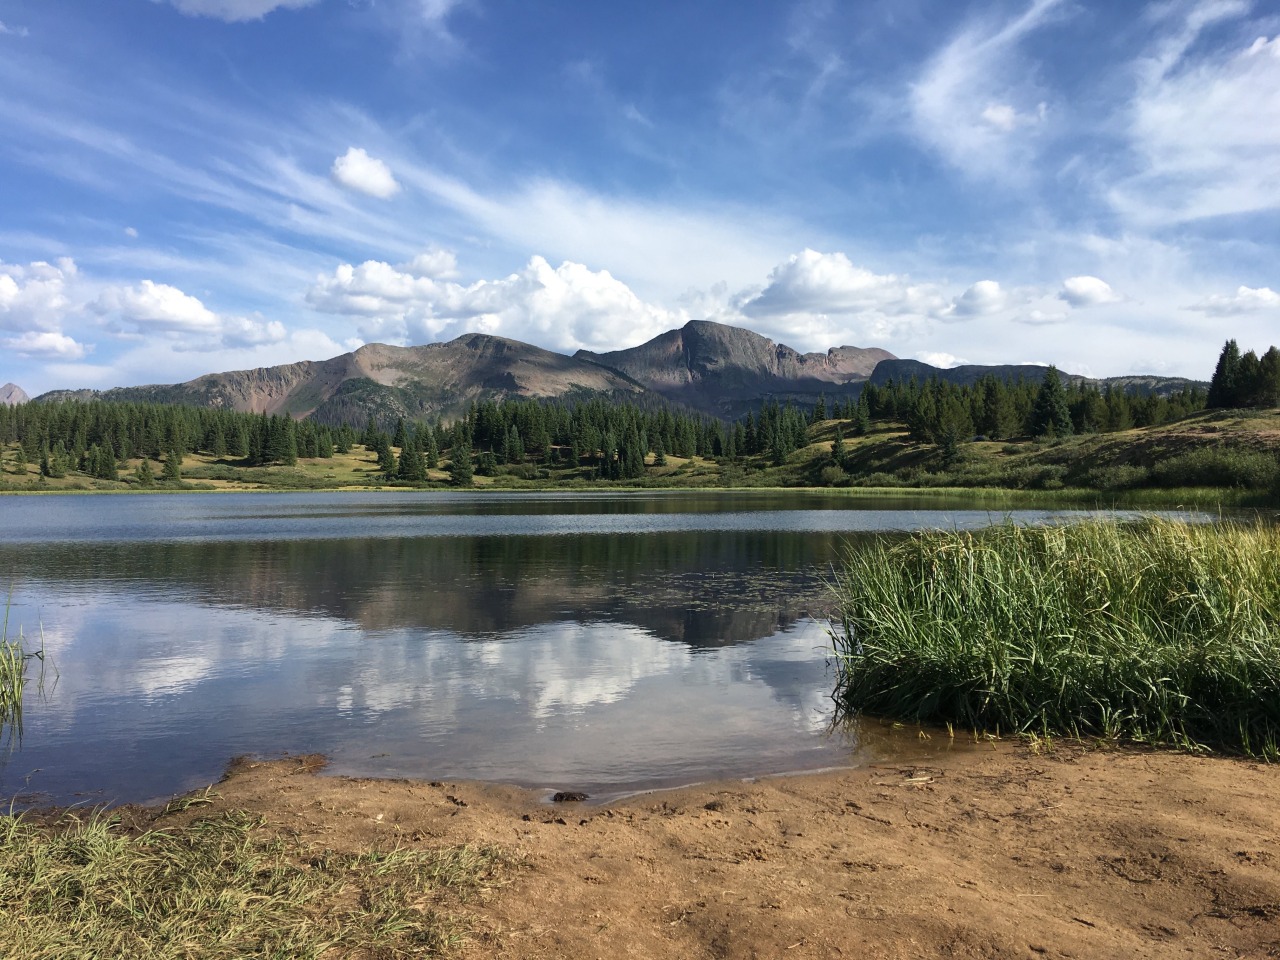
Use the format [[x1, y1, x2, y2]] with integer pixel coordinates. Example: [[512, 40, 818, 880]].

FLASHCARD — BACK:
[[0, 491, 1164, 806]]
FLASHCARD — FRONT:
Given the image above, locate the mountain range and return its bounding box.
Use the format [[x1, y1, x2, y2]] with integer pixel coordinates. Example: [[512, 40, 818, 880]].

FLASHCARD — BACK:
[[27, 320, 1205, 424]]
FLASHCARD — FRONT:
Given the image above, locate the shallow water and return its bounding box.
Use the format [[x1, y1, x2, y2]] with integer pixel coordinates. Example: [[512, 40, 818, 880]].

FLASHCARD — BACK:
[[0, 491, 1176, 806]]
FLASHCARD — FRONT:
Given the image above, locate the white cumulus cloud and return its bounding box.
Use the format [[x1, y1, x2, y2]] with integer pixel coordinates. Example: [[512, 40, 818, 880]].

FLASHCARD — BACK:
[[96, 280, 285, 349], [1, 330, 88, 360], [944, 279, 1007, 319], [159, 0, 320, 22], [403, 247, 459, 279], [331, 147, 401, 199], [306, 253, 681, 352], [733, 249, 950, 349], [916, 351, 967, 368], [739, 249, 943, 320], [1059, 275, 1120, 307], [1187, 285, 1280, 315], [0, 258, 76, 332]]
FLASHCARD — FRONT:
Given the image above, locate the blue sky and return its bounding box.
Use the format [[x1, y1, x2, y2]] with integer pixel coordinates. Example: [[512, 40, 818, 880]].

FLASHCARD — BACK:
[[1, 0, 1278, 395]]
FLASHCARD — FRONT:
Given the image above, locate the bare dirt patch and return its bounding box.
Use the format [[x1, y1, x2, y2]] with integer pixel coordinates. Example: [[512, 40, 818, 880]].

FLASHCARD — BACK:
[[133, 743, 1280, 959]]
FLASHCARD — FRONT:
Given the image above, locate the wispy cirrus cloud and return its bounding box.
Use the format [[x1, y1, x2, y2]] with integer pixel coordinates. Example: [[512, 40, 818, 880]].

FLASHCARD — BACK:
[[908, 0, 1066, 181], [157, 0, 320, 22], [1111, 3, 1280, 224]]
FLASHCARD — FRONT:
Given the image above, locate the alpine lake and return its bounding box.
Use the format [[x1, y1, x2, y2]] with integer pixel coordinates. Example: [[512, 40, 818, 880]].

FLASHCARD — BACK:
[[0, 491, 1189, 807]]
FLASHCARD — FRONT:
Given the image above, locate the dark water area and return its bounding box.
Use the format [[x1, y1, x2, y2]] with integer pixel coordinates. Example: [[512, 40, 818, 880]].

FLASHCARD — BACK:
[[0, 491, 1176, 807]]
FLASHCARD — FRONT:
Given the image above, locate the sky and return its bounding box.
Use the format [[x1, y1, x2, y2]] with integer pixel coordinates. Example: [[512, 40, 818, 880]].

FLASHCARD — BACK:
[[1, 0, 1278, 396]]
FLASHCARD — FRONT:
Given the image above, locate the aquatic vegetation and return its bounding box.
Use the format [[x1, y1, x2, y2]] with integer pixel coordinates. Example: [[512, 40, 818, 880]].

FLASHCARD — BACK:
[[0, 600, 44, 740], [831, 517, 1280, 759]]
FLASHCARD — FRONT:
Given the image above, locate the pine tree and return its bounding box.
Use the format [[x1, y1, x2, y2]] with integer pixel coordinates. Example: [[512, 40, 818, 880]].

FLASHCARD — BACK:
[[1259, 347, 1280, 407], [1207, 339, 1242, 409], [1030, 367, 1073, 438], [162, 447, 182, 481], [449, 440, 473, 486], [831, 427, 846, 469]]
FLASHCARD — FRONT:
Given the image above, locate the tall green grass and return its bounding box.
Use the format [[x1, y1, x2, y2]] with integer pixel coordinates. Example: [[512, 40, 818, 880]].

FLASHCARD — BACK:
[[831, 517, 1280, 758]]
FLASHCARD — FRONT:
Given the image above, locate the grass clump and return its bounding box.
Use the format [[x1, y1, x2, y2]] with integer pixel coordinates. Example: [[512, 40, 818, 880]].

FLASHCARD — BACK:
[[0, 809, 519, 959], [0, 601, 44, 740], [831, 517, 1280, 758]]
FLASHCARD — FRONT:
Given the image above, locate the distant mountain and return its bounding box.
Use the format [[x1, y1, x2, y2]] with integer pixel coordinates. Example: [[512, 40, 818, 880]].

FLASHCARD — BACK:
[[37, 335, 650, 425], [868, 359, 1207, 397], [0, 383, 28, 406], [577, 319, 895, 417], [29, 320, 1206, 426]]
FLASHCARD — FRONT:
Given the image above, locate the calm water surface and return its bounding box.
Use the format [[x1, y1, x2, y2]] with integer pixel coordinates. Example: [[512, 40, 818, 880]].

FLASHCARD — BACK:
[[0, 491, 1168, 806]]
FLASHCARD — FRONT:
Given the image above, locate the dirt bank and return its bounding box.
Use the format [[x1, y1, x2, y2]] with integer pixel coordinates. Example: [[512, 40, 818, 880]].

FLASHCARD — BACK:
[[159, 743, 1278, 959]]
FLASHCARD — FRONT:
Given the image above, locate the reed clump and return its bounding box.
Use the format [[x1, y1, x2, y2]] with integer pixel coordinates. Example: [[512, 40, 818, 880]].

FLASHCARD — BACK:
[[0, 808, 519, 959], [0, 602, 44, 739], [831, 517, 1280, 758]]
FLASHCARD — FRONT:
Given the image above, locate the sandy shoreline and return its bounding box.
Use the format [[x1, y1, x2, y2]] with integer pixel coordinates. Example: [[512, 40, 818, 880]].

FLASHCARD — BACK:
[[110, 742, 1279, 959]]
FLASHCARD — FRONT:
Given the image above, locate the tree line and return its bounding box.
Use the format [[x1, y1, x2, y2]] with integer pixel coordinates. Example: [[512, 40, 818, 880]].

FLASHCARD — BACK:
[[1207, 340, 1280, 409], [0, 400, 354, 483]]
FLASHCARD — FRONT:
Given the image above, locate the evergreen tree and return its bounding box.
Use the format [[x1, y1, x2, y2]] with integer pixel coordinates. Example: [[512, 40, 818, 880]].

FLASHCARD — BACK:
[[162, 447, 182, 481], [852, 394, 870, 437], [1207, 339, 1242, 409], [1259, 347, 1280, 407], [135, 458, 155, 487], [449, 441, 473, 486], [1030, 367, 1073, 438], [831, 427, 846, 469], [1236, 351, 1263, 408]]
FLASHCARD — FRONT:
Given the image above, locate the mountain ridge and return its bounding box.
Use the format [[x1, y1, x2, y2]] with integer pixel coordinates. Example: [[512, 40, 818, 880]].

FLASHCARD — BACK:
[[30, 320, 1206, 423]]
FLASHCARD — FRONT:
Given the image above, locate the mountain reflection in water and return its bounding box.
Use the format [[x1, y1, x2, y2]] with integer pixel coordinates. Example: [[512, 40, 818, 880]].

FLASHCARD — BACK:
[[0, 492, 1152, 806]]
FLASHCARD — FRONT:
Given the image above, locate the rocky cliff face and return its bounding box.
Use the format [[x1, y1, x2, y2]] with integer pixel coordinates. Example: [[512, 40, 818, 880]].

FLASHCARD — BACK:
[[0, 383, 29, 406], [577, 320, 895, 416]]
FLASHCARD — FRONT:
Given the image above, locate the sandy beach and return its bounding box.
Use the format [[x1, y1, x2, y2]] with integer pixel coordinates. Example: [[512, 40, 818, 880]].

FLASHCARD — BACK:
[[129, 742, 1280, 959]]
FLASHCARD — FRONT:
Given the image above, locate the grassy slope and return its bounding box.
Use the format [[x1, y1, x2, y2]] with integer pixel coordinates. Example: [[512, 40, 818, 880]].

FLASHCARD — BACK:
[[1, 407, 1277, 500]]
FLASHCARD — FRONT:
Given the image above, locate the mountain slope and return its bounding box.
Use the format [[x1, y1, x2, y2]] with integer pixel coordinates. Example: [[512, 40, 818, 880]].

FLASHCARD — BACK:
[[868, 359, 1208, 396], [0, 383, 29, 406], [577, 319, 895, 416], [37, 334, 650, 424]]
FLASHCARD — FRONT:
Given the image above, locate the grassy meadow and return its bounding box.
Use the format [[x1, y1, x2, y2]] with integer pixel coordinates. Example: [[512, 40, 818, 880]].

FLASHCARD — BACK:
[[831, 517, 1280, 758]]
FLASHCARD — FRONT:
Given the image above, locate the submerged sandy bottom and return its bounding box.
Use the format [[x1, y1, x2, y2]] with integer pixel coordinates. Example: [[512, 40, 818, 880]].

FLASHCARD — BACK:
[[140, 743, 1279, 959]]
